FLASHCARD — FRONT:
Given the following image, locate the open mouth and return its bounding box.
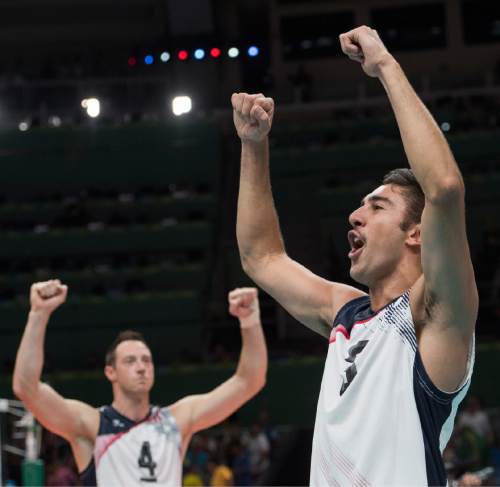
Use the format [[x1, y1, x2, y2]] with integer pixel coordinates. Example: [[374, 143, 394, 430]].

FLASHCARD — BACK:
[[348, 230, 366, 259]]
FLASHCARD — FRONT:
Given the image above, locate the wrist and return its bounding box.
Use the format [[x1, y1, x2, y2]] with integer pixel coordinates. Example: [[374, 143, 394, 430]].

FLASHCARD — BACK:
[[28, 309, 51, 322], [239, 313, 261, 329], [241, 138, 268, 150], [377, 54, 400, 81]]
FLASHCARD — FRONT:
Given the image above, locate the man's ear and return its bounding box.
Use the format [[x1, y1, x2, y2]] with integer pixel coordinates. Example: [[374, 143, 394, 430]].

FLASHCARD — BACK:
[[104, 364, 116, 382], [406, 223, 421, 250]]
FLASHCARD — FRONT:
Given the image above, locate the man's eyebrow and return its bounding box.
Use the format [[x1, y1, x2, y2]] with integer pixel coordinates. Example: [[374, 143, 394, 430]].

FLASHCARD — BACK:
[[360, 195, 394, 206]]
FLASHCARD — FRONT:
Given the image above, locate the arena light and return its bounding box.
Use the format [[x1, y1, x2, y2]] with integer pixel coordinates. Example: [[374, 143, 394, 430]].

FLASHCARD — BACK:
[[248, 46, 259, 57], [18, 121, 29, 132], [194, 49, 205, 60], [81, 98, 101, 118], [440, 122, 451, 132], [178, 50, 189, 61], [128, 57, 137, 67], [228, 47, 240, 58], [210, 47, 221, 58], [171, 96, 192, 116], [160, 51, 171, 63], [144, 55, 154, 65], [49, 116, 62, 128]]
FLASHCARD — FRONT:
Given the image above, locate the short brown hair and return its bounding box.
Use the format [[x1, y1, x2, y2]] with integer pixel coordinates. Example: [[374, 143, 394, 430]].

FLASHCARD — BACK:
[[105, 330, 150, 366], [382, 168, 424, 231]]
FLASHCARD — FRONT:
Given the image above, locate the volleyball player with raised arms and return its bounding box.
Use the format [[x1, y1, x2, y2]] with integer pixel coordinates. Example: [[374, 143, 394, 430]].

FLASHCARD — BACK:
[[13, 280, 267, 486], [232, 26, 477, 486]]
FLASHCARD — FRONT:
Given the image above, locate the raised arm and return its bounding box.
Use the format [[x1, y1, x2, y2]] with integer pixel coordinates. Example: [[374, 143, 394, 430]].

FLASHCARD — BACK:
[[340, 26, 478, 391], [171, 288, 266, 442], [12, 281, 98, 470], [232, 93, 365, 338]]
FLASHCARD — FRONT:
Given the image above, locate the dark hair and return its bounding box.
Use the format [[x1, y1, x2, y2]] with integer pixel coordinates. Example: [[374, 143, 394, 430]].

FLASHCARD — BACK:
[[105, 330, 150, 366], [382, 168, 425, 231]]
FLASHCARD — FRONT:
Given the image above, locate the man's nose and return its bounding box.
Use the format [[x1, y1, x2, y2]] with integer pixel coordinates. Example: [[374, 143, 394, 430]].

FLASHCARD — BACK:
[[349, 207, 365, 228]]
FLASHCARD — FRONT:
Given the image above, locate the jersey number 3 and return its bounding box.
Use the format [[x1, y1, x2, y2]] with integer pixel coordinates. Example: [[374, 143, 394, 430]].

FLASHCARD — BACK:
[[138, 441, 158, 482], [340, 340, 369, 396]]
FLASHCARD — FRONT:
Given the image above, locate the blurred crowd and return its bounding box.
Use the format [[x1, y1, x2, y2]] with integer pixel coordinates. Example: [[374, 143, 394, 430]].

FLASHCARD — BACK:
[[445, 396, 500, 486], [182, 411, 277, 487]]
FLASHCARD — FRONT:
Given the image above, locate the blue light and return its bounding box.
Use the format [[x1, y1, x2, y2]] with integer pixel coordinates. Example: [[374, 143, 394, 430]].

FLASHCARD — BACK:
[[248, 46, 259, 57], [144, 55, 154, 65], [194, 49, 205, 60]]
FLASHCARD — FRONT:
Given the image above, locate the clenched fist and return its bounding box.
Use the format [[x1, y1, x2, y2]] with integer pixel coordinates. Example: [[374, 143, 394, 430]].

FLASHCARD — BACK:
[[339, 26, 394, 78], [228, 287, 260, 327], [30, 280, 68, 315], [231, 93, 274, 142]]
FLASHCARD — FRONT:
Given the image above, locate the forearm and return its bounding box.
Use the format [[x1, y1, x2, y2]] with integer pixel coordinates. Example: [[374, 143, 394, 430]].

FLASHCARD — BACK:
[[237, 139, 285, 270], [234, 316, 267, 392], [379, 58, 464, 198], [13, 311, 49, 397]]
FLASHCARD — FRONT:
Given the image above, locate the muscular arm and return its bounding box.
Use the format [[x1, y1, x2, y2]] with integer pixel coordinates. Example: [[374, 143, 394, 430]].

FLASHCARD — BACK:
[[12, 282, 98, 470], [234, 94, 365, 337], [340, 26, 477, 391], [380, 56, 477, 390], [172, 289, 267, 440]]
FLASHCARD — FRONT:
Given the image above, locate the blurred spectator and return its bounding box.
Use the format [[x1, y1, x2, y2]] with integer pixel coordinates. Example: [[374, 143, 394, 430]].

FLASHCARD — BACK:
[[185, 435, 210, 478], [230, 440, 252, 486], [246, 424, 270, 483], [183, 463, 204, 487], [458, 397, 493, 445], [46, 455, 78, 486], [457, 472, 483, 486], [444, 426, 482, 476], [257, 408, 279, 448], [208, 454, 234, 487]]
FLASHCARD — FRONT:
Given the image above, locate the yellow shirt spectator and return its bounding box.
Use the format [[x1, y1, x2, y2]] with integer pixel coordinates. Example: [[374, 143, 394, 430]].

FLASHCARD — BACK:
[[211, 465, 234, 486]]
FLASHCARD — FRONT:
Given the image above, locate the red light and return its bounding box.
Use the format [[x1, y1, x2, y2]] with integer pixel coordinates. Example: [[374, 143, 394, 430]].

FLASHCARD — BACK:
[[210, 47, 221, 58], [178, 50, 188, 61], [128, 57, 137, 67]]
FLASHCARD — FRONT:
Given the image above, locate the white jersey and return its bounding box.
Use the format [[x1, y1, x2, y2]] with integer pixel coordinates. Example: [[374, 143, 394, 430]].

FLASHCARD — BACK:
[[310, 291, 474, 487], [81, 405, 182, 486]]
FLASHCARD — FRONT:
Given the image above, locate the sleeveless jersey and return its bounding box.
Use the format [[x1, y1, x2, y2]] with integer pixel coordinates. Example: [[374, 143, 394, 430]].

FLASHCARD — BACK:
[[310, 292, 474, 487], [80, 405, 182, 486]]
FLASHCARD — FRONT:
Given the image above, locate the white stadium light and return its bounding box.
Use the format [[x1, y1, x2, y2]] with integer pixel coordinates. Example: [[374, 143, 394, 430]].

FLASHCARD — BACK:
[[18, 121, 29, 132], [82, 98, 101, 118], [228, 47, 239, 58], [172, 96, 192, 116]]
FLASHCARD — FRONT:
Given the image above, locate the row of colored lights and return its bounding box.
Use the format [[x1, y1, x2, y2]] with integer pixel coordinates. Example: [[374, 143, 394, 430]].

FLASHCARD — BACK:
[[128, 46, 259, 67]]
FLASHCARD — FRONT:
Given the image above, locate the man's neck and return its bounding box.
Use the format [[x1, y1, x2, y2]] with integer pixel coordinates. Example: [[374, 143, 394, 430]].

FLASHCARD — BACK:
[[111, 394, 151, 422], [368, 261, 422, 312]]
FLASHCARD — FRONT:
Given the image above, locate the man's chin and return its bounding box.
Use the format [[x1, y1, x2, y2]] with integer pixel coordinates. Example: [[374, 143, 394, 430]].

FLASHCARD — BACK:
[[349, 265, 369, 287], [130, 383, 153, 394]]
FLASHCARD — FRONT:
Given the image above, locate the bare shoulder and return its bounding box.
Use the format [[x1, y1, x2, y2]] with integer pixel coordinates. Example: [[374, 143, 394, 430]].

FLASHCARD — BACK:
[[163, 398, 195, 455], [328, 282, 368, 324], [164, 397, 193, 437]]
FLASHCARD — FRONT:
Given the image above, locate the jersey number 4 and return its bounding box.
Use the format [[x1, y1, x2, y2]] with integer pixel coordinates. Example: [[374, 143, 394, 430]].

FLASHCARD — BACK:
[[138, 441, 158, 482], [340, 340, 369, 396]]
